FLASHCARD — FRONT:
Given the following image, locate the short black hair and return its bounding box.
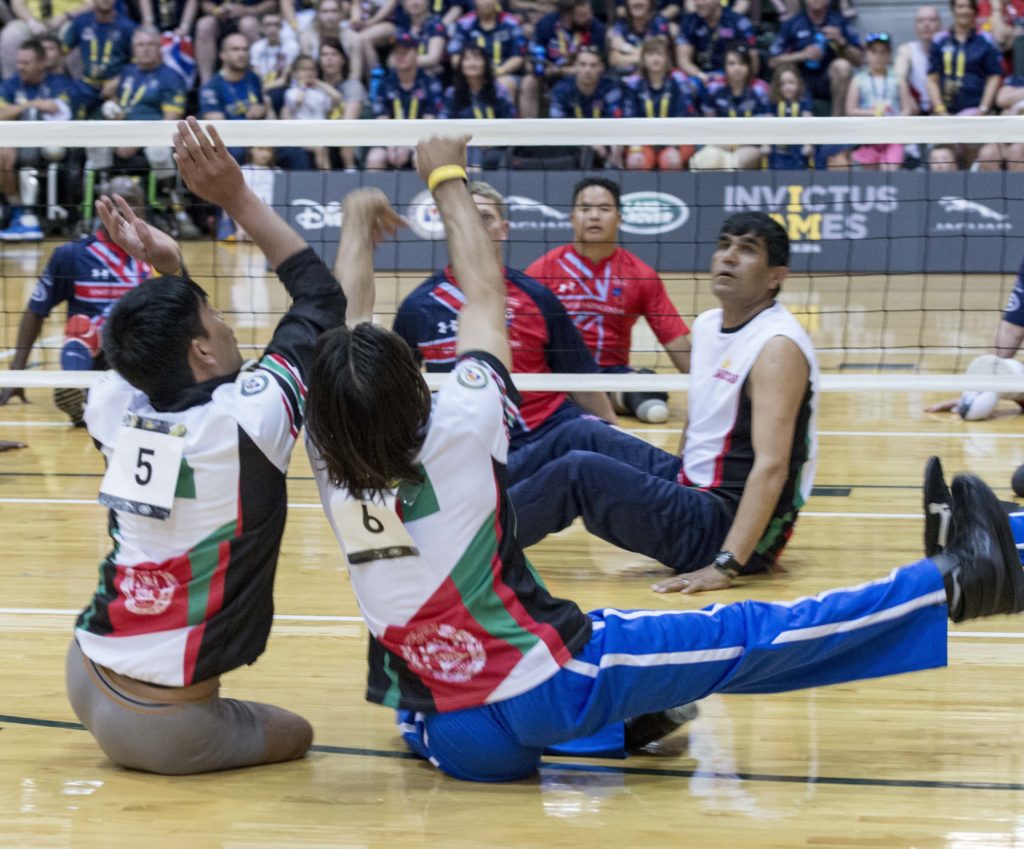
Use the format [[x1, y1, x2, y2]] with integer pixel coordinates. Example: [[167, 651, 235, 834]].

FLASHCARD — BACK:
[[950, 0, 978, 11], [305, 324, 432, 502], [572, 177, 621, 210], [18, 38, 46, 61], [719, 211, 790, 268], [103, 276, 209, 406]]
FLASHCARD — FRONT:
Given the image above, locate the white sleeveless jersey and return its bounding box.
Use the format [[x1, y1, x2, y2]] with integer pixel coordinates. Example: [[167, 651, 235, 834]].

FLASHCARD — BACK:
[[312, 353, 592, 713], [681, 303, 819, 569]]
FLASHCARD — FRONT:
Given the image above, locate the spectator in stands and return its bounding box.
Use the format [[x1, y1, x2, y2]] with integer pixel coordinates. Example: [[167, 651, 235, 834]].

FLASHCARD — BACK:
[[977, 0, 1024, 73], [0, 37, 71, 241], [350, 0, 397, 79], [549, 45, 628, 167], [613, 0, 680, 24], [927, 0, 1001, 115], [928, 142, 961, 168], [449, 0, 527, 105], [441, 44, 515, 169], [896, 4, 943, 114], [281, 54, 340, 168], [64, 0, 137, 113], [393, 0, 447, 75], [608, 0, 673, 76], [768, 0, 863, 116], [280, 0, 317, 44], [251, 11, 299, 92], [195, 0, 272, 84], [521, 0, 605, 117], [301, 0, 362, 81], [675, 0, 758, 83], [100, 27, 198, 239], [37, 31, 92, 117], [318, 36, 363, 169], [623, 36, 698, 170], [151, 0, 199, 38], [0, 0, 78, 79], [997, 70, 1024, 111], [364, 31, 442, 170], [525, 176, 691, 424], [765, 63, 812, 169], [691, 43, 769, 170], [846, 32, 906, 170]]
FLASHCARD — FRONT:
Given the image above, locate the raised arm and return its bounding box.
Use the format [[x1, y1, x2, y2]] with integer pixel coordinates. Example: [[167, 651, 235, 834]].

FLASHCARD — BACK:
[[172, 117, 306, 269], [332, 188, 403, 326], [415, 135, 511, 369]]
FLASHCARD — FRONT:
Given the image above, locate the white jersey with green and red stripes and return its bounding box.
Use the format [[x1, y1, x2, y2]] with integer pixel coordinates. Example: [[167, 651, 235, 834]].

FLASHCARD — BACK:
[[313, 353, 593, 713]]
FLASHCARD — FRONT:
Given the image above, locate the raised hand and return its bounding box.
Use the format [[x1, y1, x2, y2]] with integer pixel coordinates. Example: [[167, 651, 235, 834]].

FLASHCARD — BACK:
[[343, 188, 404, 247], [95, 194, 182, 275], [172, 117, 246, 210], [415, 134, 472, 184]]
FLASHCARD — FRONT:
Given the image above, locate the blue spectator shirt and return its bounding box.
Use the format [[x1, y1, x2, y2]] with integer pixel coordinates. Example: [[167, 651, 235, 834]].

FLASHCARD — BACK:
[[394, 0, 456, 27], [28, 232, 151, 321], [393, 266, 600, 438], [116, 63, 187, 120], [1003, 256, 1024, 327], [702, 79, 771, 116], [0, 72, 73, 117], [199, 70, 265, 118], [372, 69, 444, 118], [623, 69, 699, 117], [549, 74, 629, 117], [928, 29, 1002, 113], [395, 13, 448, 56], [532, 13, 606, 67], [676, 8, 757, 73], [64, 12, 137, 89], [448, 11, 527, 67], [769, 11, 861, 83], [610, 14, 672, 50], [440, 81, 517, 118]]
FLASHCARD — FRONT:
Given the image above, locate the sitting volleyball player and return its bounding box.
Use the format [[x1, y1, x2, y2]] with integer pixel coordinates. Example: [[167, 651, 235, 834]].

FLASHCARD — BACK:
[[926, 253, 1024, 421], [304, 134, 1024, 783], [0, 178, 150, 426], [64, 118, 384, 774]]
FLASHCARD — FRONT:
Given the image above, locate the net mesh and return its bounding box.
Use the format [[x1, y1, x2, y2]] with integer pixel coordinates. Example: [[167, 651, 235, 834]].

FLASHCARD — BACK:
[[2, 117, 1023, 392]]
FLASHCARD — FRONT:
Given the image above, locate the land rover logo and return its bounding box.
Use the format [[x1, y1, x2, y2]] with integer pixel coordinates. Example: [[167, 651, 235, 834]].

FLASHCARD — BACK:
[[620, 191, 689, 235]]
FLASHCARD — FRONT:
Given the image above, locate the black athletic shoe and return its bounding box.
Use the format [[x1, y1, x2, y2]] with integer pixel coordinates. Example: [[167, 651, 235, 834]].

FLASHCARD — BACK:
[[53, 387, 86, 427], [933, 474, 1024, 622], [624, 703, 699, 751], [924, 456, 953, 558]]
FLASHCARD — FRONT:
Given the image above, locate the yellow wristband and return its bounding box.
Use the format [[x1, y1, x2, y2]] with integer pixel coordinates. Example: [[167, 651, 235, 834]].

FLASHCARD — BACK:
[[427, 165, 468, 194]]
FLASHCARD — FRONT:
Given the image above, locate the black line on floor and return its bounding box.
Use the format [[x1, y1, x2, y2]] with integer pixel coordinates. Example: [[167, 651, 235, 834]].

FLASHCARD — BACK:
[[1, 713, 1019, 791]]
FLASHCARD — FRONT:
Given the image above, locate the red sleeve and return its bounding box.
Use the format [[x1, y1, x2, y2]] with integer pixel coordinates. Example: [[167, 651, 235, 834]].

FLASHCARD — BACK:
[[634, 256, 689, 344], [524, 253, 555, 288]]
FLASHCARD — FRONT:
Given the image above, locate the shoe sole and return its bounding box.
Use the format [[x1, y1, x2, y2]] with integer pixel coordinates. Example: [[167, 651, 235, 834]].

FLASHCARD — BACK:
[[953, 475, 1024, 616], [923, 456, 952, 558]]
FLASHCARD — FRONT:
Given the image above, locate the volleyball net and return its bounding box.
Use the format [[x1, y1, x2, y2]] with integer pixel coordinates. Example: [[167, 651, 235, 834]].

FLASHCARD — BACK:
[[2, 116, 1024, 394]]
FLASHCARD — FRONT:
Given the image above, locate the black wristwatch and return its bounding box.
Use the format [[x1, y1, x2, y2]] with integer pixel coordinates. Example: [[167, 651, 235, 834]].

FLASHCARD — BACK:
[[712, 550, 743, 579]]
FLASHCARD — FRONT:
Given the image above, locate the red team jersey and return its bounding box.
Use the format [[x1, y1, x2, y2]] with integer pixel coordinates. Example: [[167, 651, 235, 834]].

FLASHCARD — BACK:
[[525, 245, 688, 368]]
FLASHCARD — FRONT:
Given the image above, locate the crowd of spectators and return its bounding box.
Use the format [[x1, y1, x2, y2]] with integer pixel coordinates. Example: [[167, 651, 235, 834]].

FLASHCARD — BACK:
[[0, 0, 1022, 237]]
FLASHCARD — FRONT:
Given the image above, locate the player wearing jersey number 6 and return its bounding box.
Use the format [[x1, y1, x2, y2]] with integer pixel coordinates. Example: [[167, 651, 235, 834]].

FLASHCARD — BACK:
[[304, 135, 1024, 783]]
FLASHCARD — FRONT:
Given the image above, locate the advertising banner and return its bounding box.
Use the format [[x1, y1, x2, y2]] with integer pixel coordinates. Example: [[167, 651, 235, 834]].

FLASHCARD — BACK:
[[273, 169, 1024, 274]]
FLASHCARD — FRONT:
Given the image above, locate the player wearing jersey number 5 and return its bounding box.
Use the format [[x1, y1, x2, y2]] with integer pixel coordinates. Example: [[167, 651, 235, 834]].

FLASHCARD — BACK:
[[65, 118, 399, 775], [305, 135, 1024, 783]]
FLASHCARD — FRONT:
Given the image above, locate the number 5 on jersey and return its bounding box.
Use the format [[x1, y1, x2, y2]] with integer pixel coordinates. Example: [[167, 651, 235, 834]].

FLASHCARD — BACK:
[[99, 420, 185, 519], [331, 499, 420, 564]]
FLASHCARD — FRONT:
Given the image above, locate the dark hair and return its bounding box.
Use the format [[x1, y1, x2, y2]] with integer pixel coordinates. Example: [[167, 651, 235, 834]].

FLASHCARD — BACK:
[[305, 324, 432, 501], [719, 212, 790, 268], [103, 276, 209, 405], [318, 37, 349, 76], [572, 176, 621, 209], [950, 0, 978, 11], [37, 33, 62, 51], [724, 41, 753, 71], [452, 44, 498, 115], [18, 38, 46, 61]]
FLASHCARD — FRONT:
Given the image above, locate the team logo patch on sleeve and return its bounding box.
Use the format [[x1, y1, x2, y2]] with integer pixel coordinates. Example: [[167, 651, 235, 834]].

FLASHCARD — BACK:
[[241, 373, 270, 396], [401, 623, 487, 683], [457, 364, 489, 389]]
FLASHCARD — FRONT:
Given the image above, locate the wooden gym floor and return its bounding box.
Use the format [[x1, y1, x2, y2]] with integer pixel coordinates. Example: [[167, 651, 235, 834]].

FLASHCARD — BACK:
[[1, 241, 1023, 849]]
